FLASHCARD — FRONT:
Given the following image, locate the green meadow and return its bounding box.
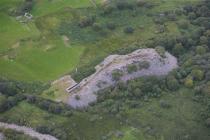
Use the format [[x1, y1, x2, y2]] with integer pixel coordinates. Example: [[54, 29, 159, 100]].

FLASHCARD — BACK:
[[0, 0, 199, 82]]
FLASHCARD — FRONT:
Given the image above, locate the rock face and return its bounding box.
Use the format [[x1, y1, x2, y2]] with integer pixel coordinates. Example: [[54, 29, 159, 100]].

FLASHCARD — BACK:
[[67, 48, 178, 108], [0, 122, 58, 140]]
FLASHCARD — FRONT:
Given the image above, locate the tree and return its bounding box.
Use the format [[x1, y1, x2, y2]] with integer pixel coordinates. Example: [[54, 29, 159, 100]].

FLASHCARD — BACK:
[[197, 5, 209, 17], [173, 43, 184, 55], [166, 75, 179, 91], [191, 69, 204, 81], [184, 76, 194, 88], [196, 46, 206, 55], [155, 46, 166, 58], [133, 88, 143, 98], [188, 12, 196, 20], [199, 36, 208, 45]]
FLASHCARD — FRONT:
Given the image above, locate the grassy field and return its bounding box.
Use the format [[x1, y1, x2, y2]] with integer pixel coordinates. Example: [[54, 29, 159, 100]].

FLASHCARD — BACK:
[[31, 0, 102, 17], [0, 0, 200, 82]]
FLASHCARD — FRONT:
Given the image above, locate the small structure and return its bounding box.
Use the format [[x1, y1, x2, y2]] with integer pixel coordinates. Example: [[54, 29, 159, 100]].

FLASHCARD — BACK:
[[16, 12, 33, 23]]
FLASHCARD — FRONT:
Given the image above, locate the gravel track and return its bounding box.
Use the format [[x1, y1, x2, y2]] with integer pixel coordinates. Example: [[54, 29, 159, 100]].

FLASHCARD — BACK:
[[0, 122, 58, 140], [0, 133, 4, 140]]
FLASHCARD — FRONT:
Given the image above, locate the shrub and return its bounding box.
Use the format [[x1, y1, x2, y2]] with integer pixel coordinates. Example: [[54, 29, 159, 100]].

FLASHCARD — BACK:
[[0, 82, 18, 96], [75, 95, 80, 100], [16, 0, 34, 15], [166, 75, 180, 91], [2, 128, 37, 140], [183, 5, 193, 13], [112, 70, 123, 81], [199, 36, 208, 45], [155, 46, 166, 57], [176, 35, 188, 47], [124, 27, 134, 34], [184, 76, 194, 88], [78, 16, 95, 28], [138, 61, 150, 70], [136, 0, 146, 7], [191, 69, 204, 81], [205, 71, 210, 81], [173, 43, 185, 55], [167, 13, 177, 21], [144, 3, 154, 9], [116, 1, 134, 10], [194, 86, 203, 95], [36, 125, 53, 134], [92, 23, 102, 31], [153, 17, 166, 25], [71, 64, 96, 82], [133, 88, 143, 98], [49, 104, 62, 114], [102, 5, 115, 15], [175, 8, 184, 15], [127, 64, 138, 73], [106, 22, 116, 30], [188, 12, 197, 20], [206, 118, 210, 127], [202, 82, 210, 96], [159, 100, 171, 109], [0, 96, 7, 112], [177, 20, 190, 29], [26, 95, 36, 103], [196, 46, 206, 55]]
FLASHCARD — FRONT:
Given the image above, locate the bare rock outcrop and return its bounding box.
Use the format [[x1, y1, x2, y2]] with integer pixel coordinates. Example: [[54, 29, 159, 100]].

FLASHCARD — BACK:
[[67, 48, 178, 108]]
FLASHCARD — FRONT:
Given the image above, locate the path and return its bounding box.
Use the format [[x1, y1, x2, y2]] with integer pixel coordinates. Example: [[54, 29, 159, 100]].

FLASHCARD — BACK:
[[0, 122, 58, 140], [0, 133, 4, 140]]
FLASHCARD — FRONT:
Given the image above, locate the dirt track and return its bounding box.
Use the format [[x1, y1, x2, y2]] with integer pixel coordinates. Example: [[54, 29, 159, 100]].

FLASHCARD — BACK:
[[0, 122, 58, 140], [0, 133, 4, 140]]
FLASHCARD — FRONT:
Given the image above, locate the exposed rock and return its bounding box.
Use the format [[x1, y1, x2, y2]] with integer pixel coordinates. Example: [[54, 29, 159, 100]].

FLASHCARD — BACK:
[[67, 48, 178, 108]]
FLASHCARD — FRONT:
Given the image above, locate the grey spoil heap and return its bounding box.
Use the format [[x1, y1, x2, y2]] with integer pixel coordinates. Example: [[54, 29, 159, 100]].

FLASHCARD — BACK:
[[67, 48, 178, 108]]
